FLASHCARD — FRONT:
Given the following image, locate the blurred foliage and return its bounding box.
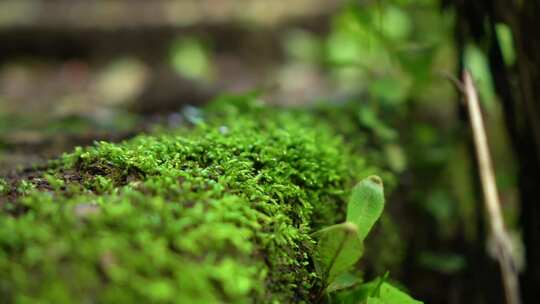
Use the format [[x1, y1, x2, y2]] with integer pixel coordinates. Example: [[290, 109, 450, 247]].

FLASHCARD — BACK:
[[0, 0, 525, 301], [495, 24, 516, 67], [170, 37, 214, 82], [286, 1, 521, 289]]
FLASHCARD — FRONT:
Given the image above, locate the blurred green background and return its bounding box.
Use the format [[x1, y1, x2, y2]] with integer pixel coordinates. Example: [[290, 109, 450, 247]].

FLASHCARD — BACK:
[[0, 1, 528, 303]]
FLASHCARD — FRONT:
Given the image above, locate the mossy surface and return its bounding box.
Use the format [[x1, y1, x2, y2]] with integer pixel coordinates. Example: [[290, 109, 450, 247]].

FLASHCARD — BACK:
[[0, 96, 386, 303]]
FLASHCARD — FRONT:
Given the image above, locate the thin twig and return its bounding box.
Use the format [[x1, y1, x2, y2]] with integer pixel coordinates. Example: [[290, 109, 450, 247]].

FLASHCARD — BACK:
[[438, 70, 466, 95], [462, 70, 521, 304]]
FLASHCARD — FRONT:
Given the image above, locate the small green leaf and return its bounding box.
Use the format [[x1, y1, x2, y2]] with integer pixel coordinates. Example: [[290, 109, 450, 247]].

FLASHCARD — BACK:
[[364, 281, 422, 304], [336, 278, 422, 304], [347, 176, 385, 241], [313, 222, 364, 285], [327, 272, 362, 293]]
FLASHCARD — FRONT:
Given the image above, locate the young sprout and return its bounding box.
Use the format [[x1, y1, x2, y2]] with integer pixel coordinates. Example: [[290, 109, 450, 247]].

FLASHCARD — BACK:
[[312, 175, 385, 291]]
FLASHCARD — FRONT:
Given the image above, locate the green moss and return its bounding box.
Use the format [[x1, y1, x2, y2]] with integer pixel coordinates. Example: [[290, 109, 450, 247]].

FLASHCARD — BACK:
[[0, 96, 387, 303], [0, 178, 7, 194]]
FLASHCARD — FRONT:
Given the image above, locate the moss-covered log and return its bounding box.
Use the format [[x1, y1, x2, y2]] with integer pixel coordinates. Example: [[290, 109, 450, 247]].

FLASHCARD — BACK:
[[0, 97, 388, 303]]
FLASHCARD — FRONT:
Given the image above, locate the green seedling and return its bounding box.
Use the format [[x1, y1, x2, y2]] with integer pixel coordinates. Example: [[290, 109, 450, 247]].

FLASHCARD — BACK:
[[313, 175, 385, 291], [313, 175, 423, 303]]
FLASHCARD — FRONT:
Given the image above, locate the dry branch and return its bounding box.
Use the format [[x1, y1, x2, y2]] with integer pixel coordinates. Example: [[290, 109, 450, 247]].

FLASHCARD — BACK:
[[463, 70, 521, 304]]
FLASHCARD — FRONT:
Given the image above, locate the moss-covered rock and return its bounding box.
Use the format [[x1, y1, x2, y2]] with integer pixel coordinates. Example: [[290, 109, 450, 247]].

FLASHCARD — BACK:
[[0, 96, 387, 303]]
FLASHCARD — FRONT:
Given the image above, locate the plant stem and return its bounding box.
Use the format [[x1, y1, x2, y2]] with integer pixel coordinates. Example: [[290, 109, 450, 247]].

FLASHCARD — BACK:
[[463, 70, 521, 304]]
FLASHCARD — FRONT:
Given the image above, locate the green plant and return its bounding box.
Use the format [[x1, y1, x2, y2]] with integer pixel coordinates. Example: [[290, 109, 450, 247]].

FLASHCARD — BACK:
[[0, 96, 420, 303], [0, 97, 375, 303], [313, 176, 421, 303]]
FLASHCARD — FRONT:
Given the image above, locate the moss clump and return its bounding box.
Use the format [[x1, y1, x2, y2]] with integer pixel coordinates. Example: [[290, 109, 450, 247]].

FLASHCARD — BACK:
[[0, 96, 382, 303]]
